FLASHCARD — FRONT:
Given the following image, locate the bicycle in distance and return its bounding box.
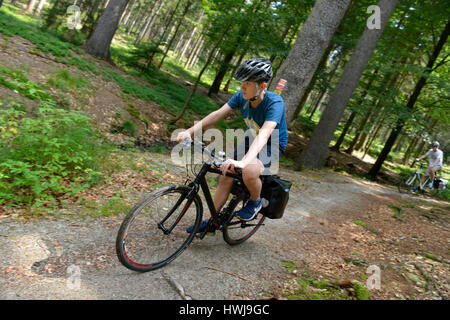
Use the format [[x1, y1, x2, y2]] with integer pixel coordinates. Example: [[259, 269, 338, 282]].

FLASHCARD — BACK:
[[398, 160, 448, 198]]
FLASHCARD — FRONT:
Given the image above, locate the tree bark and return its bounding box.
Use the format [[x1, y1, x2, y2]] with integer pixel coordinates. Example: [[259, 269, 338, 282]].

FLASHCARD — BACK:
[[84, 0, 130, 64], [269, 0, 352, 124], [368, 17, 450, 179], [158, 0, 192, 69], [33, 0, 46, 15], [25, 0, 36, 13], [289, 43, 336, 127], [178, 9, 204, 63], [332, 66, 380, 152], [295, 0, 398, 170], [169, 20, 233, 124]]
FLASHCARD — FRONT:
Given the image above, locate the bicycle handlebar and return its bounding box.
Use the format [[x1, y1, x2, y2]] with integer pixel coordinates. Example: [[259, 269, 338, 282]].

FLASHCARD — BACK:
[[181, 138, 237, 172]]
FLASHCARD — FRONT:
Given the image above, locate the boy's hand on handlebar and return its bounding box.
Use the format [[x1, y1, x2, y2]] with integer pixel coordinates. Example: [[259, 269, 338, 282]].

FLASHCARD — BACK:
[[220, 159, 244, 176], [177, 131, 191, 143]]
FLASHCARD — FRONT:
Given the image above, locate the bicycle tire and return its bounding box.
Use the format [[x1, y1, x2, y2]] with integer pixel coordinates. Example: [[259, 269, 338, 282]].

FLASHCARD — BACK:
[[422, 183, 439, 198], [222, 196, 265, 246], [116, 185, 202, 272], [398, 174, 418, 193]]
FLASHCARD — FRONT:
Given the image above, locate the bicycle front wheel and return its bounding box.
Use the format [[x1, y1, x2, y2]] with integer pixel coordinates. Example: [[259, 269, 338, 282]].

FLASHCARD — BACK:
[[398, 174, 418, 193], [116, 185, 202, 272], [222, 197, 265, 246]]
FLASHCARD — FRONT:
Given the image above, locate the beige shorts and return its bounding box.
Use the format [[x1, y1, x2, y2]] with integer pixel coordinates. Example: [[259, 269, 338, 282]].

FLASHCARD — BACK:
[[424, 165, 442, 176]]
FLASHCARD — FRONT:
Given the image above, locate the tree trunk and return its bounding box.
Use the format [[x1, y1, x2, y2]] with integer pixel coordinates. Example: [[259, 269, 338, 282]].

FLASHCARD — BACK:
[[368, 17, 450, 179], [84, 0, 129, 63], [289, 43, 336, 127], [148, 1, 181, 62], [295, 0, 398, 170], [25, 0, 36, 13], [362, 112, 386, 159], [136, 0, 166, 45], [134, 5, 157, 44], [269, 0, 352, 124], [402, 135, 419, 164], [169, 20, 233, 124], [185, 34, 203, 68], [33, 0, 46, 15], [158, 0, 192, 69], [120, 0, 135, 27], [223, 52, 246, 92], [332, 67, 380, 151], [125, 1, 141, 34], [178, 9, 204, 63]]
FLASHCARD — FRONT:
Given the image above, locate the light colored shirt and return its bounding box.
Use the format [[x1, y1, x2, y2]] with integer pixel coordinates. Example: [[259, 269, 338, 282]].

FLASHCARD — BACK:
[[426, 149, 444, 167]]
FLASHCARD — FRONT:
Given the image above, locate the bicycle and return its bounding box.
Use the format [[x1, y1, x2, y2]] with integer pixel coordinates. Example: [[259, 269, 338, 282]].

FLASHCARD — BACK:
[[397, 160, 441, 197], [115, 139, 268, 272]]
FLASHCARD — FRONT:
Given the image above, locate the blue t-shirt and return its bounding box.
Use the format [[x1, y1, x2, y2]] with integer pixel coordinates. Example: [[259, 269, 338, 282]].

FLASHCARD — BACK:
[[227, 90, 289, 151]]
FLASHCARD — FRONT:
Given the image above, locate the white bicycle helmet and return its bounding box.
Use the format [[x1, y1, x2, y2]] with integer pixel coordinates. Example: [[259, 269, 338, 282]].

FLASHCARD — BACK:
[[234, 58, 273, 83], [431, 141, 440, 147]]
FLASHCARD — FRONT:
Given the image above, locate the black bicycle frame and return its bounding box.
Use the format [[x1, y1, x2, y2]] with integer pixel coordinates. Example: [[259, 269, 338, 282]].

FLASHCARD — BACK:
[[189, 162, 244, 221]]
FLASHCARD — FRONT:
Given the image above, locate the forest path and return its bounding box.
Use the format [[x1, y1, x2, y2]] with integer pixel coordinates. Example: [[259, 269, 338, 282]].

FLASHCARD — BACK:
[[1, 162, 448, 300]]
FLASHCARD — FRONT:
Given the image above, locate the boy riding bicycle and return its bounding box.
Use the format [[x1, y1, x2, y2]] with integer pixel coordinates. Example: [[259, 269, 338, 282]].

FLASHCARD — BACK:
[[176, 58, 289, 232], [415, 141, 444, 190]]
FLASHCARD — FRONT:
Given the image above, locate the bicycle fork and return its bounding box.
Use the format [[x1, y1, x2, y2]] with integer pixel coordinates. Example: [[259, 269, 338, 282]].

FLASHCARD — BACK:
[[157, 189, 196, 235]]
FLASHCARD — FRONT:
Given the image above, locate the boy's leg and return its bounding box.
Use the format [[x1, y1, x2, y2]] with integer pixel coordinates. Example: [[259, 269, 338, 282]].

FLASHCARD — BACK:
[[242, 160, 264, 201], [213, 175, 234, 212]]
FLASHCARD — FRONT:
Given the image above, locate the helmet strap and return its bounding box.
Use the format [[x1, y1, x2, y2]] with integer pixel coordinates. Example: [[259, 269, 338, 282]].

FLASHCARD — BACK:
[[249, 83, 261, 102]]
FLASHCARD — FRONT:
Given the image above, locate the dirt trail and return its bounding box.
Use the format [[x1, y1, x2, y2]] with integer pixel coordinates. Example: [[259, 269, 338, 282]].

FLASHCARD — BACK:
[[0, 33, 448, 301], [2, 159, 447, 300]]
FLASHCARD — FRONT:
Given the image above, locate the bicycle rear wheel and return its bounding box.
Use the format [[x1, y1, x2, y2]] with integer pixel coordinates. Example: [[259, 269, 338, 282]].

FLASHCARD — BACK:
[[116, 185, 202, 272], [222, 196, 265, 246], [422, 182, 439, 198], [398, 174, 418, 193]]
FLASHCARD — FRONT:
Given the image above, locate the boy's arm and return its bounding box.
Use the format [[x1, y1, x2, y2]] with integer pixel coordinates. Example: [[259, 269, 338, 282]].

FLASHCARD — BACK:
[[416, 151, 429, 161], [219, 121, 277, 175], [177, 103, 233, 142], [241, 121, 277, 167]]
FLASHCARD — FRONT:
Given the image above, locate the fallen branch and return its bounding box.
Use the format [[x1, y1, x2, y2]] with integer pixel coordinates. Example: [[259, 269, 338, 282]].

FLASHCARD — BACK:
[[202, 266, 250, 282], [413, 263, 444, 298], [417, 252, 450, 265]]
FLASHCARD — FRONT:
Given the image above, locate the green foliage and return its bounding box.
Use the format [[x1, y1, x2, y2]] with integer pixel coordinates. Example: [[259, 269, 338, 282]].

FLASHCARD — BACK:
[[353, 282, 371, 300], [125, 41, 164, 71], [0, 65, 53, 102], [0, 7, 76, 58], [111, 120, 136, 137], [0, 101, 102, 208], [0, 64, 103, 209], [47, 69, 91, 90], [353, 220, 368, 228]]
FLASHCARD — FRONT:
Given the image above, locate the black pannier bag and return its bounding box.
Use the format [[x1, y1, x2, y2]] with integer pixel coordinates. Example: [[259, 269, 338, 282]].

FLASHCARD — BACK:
[[259, 175, 292, 219], [433, 177, 441, 189]]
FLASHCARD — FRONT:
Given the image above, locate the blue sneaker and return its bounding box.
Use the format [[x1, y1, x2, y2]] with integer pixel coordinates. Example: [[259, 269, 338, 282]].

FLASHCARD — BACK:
[[186, 218, 211, 234], [236, 198, 262, 221]]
